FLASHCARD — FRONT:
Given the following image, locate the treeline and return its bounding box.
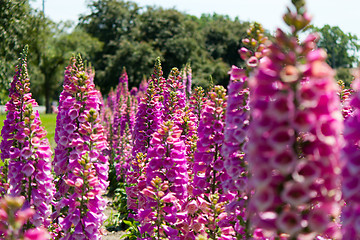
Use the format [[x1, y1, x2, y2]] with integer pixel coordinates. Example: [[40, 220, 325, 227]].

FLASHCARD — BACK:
[[1, 0, 359, 112], [80, 0, 254, 93]]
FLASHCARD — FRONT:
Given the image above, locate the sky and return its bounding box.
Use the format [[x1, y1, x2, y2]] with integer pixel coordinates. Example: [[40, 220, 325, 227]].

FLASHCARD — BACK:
[[30, 0, 360, 37]]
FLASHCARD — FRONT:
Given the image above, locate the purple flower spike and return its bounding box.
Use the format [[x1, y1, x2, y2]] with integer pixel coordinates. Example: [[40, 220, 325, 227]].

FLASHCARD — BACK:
[[53, 55, 109, 239], [0, 46, 55, 229]]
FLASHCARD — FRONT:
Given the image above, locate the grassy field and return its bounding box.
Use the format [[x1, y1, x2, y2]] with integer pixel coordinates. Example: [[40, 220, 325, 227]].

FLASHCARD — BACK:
[[0, 113, 57, 151]]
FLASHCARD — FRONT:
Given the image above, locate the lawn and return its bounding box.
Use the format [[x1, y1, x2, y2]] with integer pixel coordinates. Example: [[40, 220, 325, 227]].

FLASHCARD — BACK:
[[0, 113, 58, 154]]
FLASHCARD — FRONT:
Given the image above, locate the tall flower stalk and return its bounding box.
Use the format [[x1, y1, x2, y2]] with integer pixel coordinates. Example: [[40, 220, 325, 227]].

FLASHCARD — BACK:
[[126, 59, 164, 220], [53, 55, 109, 239], [248, 1, 342, 238], [342, 70, 360, 239], [112, 70, 137, 180], [138, 121, 189, 239], [0, 46, 54, 229], [221, 22, 267, 239], [189, 85, 236, 239]]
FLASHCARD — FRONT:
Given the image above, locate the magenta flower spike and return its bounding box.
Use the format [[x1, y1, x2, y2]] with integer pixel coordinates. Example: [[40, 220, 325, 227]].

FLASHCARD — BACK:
[[0, 165, 8, 197], [188, 85, 237, 239], [111, 70, 131, 176], [53, 55, 109, 239], [0, 46, 55, 228], [247, 2, 342, 239], [138, 121, 189, 239], [186, 63, 192, 97], [341, 70, 360, 239], [136, 78, 148, 102], [181, 66, 187, 95], [126, 60, 164, 219], [131, 59, 165, 159], [221, 23, 267, 239], [221, 70, 250, 238], [180, 63, 192, 99], [106, 89, 116, 117], [163, 68, 187, 122], [189, 87, 208, 124], [102, 89, 116, 163]]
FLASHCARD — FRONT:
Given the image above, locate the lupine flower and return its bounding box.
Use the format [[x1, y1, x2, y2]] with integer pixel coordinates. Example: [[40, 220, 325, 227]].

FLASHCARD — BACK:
[[53, 55, 109, 239], [248, 2, 342, 238], [0, 196, 50, 240], [0, 46, 54, 228]]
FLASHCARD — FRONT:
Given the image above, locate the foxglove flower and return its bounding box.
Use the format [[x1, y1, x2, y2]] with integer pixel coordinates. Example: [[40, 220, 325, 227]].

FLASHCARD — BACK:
[[0, 165, 8, 197], [163, 68, 186, 122], [189, 85, 236, 239], [221, 22, 268, 239], [189, 86, 208, 124], [181, 63, 192, 99], [111, 70, 136, 183], [138, 121, 189, 238], [126, 60, 165, 219], [248, 2, 342, 238], [53, 55, 109, 239], [0, 46, 54, 228]]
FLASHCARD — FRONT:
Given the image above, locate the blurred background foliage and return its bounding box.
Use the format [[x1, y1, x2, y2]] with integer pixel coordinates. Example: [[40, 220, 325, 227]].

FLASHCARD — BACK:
[[1, 0, 358, 111]]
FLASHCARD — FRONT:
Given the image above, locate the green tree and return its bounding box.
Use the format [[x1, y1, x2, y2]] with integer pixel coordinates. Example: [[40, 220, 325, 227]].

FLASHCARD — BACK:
[[79, 0, 252, 93], [104, 40, 161, 88], [26, 13, 102, 113], [0, 0, 31, 103], [313, 24, 360, 68], [135, 7, 202, 73], [198, 14, 250, 86], [200, 14, 249, 66], [80, 0, 140, 92]]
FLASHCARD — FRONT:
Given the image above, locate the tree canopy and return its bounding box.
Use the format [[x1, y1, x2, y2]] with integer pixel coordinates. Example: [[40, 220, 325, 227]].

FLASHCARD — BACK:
[[313, 24, 360, 68], [79, 0, 250, 93]]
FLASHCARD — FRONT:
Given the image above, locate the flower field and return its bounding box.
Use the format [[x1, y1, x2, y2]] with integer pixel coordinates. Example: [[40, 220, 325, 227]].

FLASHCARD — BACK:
[[1, 0, 360, 239]]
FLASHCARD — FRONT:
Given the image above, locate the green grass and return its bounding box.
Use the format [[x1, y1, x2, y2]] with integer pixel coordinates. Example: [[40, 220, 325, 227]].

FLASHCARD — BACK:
[[0, 113, 57, 151], [39, 113, 57, 149]]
